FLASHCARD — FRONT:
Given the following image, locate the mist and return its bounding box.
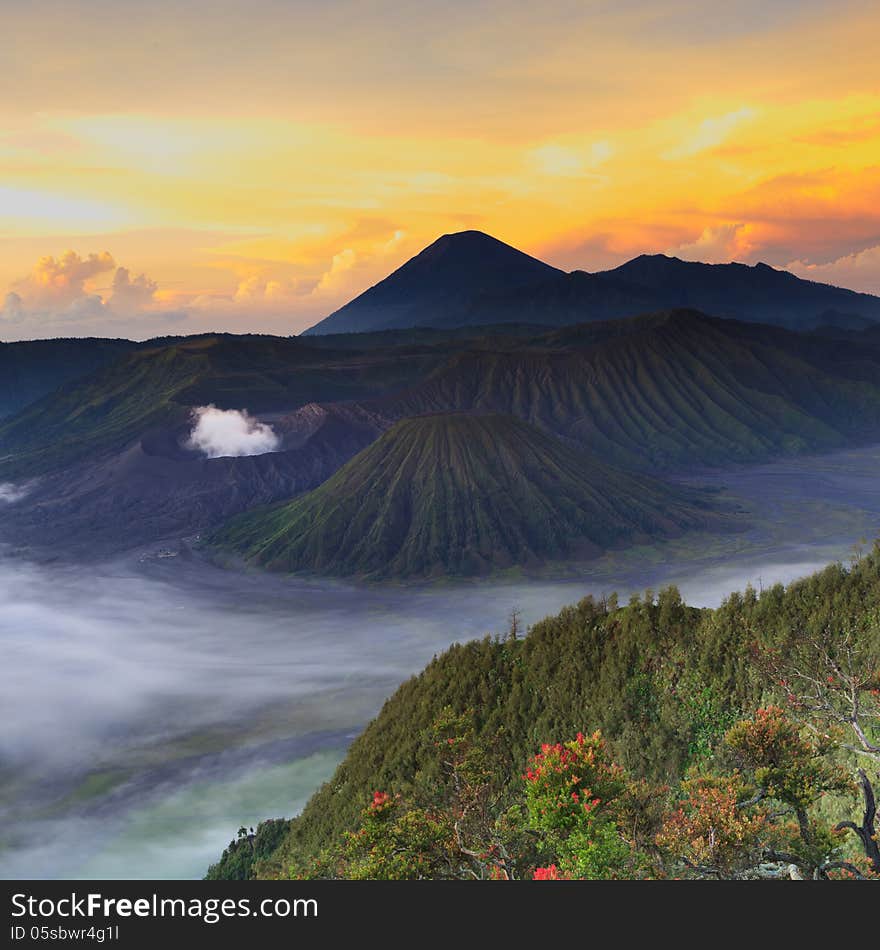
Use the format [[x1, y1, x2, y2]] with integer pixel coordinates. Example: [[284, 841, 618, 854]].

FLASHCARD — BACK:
[[3, 441, 880, 879], [0, 546, 860, 879], [185, 405, 280, 458]]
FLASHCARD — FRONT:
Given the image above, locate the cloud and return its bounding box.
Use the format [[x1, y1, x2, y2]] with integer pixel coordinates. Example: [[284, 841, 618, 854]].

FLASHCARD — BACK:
[[529, 145, 581, 177], [185, 406, 281, 459], [314, 248, 358, 294], [664, 108, 756, 160], [798, 116, 880, 147], [670, 223, 758, 263], [310, 229, 409, 300], [108, 266, 158, 313], [537, 222, 696, 273], [185, 227, 410, 328], [2, 292, 25, 322], [16, 250, 115, 308], [231, 274, 318, 305], [528, 141, 614, 178], [783, 244, 880, 295], [2, 250, 182, 339], [702, 166, 880, 266]]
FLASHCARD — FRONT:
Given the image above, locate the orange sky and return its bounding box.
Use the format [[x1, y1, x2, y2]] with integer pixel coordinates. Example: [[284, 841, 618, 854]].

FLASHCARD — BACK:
[[2, 0, 879, 339]]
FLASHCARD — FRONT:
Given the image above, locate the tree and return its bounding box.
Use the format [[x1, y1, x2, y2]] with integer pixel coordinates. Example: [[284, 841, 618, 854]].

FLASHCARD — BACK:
[[724, 705, 850, 853], [296, 710, 531, 880], [657, 708, 853, 879], [656, 773, 771, 878], [766, 619, 880, 875]]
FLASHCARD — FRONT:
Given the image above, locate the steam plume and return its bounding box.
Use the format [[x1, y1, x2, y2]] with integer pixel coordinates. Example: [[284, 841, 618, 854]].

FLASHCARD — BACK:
[[186, 406, 280, 459]]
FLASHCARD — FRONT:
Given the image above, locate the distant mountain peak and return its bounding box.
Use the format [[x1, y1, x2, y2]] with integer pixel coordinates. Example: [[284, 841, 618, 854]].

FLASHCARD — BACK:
[[304, 230, 880, 336], [303, 232, 562, 336], [431, 229, 509, 246]]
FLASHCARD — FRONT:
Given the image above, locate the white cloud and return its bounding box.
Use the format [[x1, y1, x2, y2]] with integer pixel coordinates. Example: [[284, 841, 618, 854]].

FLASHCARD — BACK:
[[108, 266, 158, 313], [783, 245, 880, 296], [185, 406, 281, 459], [663, 108, 756, 160], [2, 250, 181, 339], [2, 292, 25, 322], [314, 248, 358, 294]]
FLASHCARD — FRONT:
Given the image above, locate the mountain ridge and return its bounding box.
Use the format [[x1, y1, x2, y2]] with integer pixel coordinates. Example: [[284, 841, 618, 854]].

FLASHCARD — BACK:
[[5, 309, 880, 557], [366, 309, 880, 470], [303, 231, 880, 335]]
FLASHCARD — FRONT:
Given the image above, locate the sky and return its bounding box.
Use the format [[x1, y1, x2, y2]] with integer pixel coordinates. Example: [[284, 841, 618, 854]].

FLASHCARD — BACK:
[[1, 0, 879, 340]]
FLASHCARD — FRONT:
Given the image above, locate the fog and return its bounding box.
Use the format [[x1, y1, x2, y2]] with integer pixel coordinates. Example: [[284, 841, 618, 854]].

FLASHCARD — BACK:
[[2, 443, 880, 879], [186, 405, 280, 458]]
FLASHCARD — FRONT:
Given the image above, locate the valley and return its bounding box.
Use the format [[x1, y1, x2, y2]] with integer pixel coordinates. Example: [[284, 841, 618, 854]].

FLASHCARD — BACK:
[[2, 441, 879, 879], [3, 305, 880, 567]]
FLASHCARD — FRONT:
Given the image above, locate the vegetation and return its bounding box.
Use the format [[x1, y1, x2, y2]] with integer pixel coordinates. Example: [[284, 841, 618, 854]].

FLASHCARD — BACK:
[[0, 333, 446, 478], [205, 820, 291, 881], [7, 307, 880, 485], [207, 542, 880, 880], [0, 337, 138, 420], [387, 310, 880, 470], [208, 413, 727, 578]]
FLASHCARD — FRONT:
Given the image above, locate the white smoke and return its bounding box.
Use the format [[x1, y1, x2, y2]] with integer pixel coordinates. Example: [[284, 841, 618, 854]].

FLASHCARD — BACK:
[[185, 405, 280, 459], [0, 482, 31, 504]]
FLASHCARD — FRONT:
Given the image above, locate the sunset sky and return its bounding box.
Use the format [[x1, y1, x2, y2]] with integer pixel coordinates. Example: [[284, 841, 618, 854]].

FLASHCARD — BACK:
[[2, 0, 880, 340]]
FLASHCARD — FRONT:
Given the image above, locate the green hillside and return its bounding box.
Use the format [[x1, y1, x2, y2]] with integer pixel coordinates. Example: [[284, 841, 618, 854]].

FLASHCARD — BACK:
[[5, 310, 880, 483], [208, 542, 880, 880], [0, 333, 449, 479], [0, 337, 139, 420], [382, 310, 880, 470], [208, 413, 726, 578]]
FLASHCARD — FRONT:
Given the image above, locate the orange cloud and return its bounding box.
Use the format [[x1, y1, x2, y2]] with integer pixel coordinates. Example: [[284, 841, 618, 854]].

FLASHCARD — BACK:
[[798, 115, 880, 147], [671, 224, 759, 263], [2, 250, 179, 340], [17, 250, 115, 307]]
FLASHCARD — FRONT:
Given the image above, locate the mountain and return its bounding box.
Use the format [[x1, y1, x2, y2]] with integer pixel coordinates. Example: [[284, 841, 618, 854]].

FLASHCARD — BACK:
[[810, 321, 880, 346], [601, 255, 880, 330], [0, 337, 139, 419], [424, 269, 665, 329], [209, 413, 727, 578], [0, 404, 381, 556], [303, 231, 563, 335], [0, 333, 453, 480], [6, 309, 880, 556], [374, 310, 880, 470], [303, 232, 880, 334]]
